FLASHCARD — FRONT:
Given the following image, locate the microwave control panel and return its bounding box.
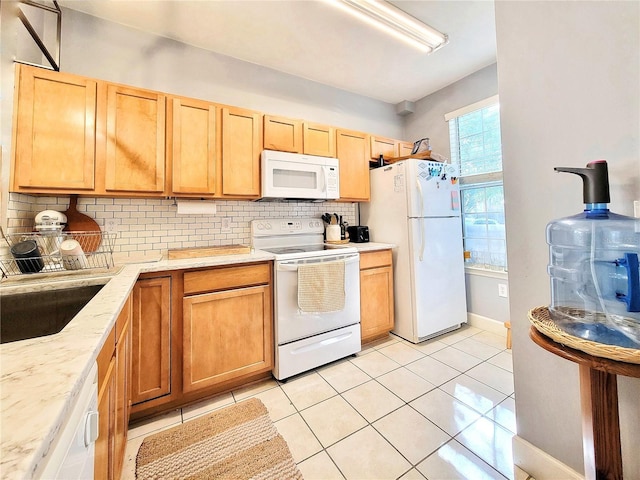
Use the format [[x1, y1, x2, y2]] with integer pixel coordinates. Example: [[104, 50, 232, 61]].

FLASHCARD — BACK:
[[326, 166, 339, 196]]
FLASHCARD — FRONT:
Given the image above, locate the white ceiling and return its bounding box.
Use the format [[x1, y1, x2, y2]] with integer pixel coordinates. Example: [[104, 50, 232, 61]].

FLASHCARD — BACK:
[[58, 0, 497, 105]]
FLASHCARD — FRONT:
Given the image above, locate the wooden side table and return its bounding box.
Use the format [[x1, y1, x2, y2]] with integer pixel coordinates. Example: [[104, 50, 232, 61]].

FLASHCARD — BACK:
[[530, 326, 640, 480]]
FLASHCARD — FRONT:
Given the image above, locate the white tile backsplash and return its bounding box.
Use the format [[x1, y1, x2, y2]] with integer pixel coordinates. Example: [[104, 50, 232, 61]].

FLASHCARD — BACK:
[[6, 193, 358, 258]]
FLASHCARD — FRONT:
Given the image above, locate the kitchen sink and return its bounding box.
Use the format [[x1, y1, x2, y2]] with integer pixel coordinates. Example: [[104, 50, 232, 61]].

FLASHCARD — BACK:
[[0, 285, 104, 344]]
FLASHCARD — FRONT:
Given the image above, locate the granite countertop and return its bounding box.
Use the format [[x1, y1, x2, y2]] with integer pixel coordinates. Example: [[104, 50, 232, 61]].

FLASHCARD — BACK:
[[0, 244, 394, 477], [348, 241, 396, 252], [0, 249, 274, 479]]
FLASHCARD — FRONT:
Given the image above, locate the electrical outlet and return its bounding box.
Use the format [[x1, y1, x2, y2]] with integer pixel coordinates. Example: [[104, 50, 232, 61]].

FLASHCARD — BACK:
[[105, 218, 119, 232], [498, 283, 508, 298], [221, 217, 232, 234]]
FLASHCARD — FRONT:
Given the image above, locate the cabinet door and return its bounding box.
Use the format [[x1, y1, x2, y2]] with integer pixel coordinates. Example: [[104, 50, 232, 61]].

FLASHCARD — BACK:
[[398, 141, 414, 157], [113, 297, 131, 480], [336, 129, 371, 201], [169, 97, 217, 195], [303, 122, 336, 157], [371, 136, 399, 160], [360, 265, 395, 343], [264, 115, 302, 153], [183, 285, 272, 393], [102, 84, 166, 194], [221, 106, 262, 197], [12, 65, 96, 192], [95, 356, 115, 480], [131, 276, 172, 405]]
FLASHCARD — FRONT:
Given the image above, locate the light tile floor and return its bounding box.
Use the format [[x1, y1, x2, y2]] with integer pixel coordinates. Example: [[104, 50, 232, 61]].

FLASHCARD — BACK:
[[122, 325, 516, 480]]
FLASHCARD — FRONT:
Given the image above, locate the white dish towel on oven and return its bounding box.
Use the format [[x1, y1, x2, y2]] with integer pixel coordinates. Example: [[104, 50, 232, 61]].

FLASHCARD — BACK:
[[297, 259, 346, 313]]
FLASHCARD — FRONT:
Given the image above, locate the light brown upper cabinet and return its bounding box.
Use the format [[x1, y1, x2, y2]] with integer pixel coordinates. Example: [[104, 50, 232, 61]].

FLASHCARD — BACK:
[[371, 136, 399, 161], [264, 115, 302, 153], [99, 84, 166, 195], [168, 97, 217, 196], [398, 141, 414, 157], [11, 64, 97, 193], [303, 122, 336, 157], [336, 128, 371, 202], [220, 106, 263, 198], [11, 65, 167, 196]]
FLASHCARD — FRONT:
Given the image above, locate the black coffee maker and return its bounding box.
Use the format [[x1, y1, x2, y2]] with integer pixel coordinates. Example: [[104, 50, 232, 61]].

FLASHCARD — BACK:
[[347, 226, 369, 243]]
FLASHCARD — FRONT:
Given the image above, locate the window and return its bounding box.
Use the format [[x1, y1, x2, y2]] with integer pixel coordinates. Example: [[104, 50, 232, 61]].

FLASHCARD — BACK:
[[446, 96, 507, 271]]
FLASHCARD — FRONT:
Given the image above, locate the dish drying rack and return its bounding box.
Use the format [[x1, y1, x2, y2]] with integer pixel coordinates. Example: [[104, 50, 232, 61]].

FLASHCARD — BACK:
[[1, 229, 116, 277]]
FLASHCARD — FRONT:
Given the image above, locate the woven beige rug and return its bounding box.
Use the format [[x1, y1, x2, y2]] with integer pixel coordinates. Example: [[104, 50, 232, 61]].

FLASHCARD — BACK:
[[136, 398, 303, 479]]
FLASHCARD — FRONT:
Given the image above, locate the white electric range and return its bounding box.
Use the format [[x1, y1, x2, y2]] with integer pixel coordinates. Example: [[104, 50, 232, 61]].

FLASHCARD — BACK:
[[251, 218, 361, 380]]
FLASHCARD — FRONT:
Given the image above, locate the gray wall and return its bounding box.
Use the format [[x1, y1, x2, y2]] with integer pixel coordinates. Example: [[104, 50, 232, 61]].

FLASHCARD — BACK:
[[404, 64, 510, 324], [495, 1, 639, 476], [60, 8, 403, 139], [404, 64, 498, 158]]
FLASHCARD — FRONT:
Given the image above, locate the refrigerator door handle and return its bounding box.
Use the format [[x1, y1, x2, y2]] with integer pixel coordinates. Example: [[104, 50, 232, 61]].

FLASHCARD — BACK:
[[416, 177, 425, 218], [416, 178, 425, 261], [419, 218, 425, 261]]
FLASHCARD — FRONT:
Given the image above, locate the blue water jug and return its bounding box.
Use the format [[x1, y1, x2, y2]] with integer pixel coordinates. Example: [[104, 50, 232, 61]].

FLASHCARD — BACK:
[[547, 160, 640, 348]]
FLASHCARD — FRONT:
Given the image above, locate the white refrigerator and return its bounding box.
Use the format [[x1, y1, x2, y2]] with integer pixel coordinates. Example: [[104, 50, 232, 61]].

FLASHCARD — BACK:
[[360, 159, 468, 343]]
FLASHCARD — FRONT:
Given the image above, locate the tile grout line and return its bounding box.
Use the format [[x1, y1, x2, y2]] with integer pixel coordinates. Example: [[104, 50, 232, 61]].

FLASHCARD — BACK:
[[125, 327, 515, 480], [287, 354, 510, 477]]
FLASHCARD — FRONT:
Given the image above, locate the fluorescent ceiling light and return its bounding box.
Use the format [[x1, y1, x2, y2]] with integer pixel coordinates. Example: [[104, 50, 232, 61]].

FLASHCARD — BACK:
[[326, 0, 448, 53]]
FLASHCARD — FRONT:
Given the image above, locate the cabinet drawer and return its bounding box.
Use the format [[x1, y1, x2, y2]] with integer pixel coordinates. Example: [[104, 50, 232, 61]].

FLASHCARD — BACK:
[[184, 263, 271, 295], [359, 250, 392, 270]]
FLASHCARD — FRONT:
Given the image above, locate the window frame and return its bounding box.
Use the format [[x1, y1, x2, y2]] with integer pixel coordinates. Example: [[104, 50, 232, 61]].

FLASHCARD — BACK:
[[446, 96, 507, 273]]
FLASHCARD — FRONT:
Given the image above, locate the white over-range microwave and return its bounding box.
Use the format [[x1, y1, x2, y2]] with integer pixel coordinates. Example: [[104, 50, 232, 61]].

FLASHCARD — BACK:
[[260, 149, 340, 201]]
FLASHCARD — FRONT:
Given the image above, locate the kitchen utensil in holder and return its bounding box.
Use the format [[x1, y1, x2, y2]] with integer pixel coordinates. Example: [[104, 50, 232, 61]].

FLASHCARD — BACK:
[[1, 230, 116, 276]]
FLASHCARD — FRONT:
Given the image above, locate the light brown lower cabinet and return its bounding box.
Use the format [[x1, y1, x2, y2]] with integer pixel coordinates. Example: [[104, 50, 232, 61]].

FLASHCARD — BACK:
[[95, 332, 115, 480], [359, 250, 395, 344], [130, 275, 172, 406], [113, 297, 132, 478], [130, 262, 273, 421], [95, 295, 131, 480], [182, 263, 273, 393], [183, 285, 273, 393]]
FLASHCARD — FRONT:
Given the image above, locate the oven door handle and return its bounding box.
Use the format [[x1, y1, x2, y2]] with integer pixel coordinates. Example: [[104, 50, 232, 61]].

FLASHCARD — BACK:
[[277, 254, 359, 271]]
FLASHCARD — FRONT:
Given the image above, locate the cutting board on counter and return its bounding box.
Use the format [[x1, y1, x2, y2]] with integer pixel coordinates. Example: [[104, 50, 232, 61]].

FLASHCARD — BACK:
[[167, 244, 251, 260]]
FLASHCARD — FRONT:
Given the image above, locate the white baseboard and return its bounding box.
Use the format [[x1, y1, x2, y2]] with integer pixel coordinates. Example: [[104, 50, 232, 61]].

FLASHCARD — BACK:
[[512, 435, 584, 480], [467, 312, 507, 337]]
